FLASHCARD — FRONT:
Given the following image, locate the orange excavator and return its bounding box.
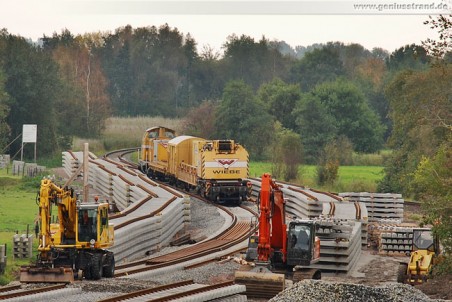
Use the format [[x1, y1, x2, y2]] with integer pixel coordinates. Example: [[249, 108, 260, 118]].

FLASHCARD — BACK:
[[235, 173, 321, 298]]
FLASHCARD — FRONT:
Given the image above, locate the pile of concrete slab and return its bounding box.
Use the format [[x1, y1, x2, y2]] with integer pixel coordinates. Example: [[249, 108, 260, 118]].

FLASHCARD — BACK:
[[61, 151, 190, 263], [339, 192, 404, 222], [311, 218, 363, 273]]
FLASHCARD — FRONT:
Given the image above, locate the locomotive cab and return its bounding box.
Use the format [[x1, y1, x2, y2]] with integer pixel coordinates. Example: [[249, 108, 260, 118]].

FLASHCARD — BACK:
[[214, 140, 235, 154], [139, 126, 176, 178]]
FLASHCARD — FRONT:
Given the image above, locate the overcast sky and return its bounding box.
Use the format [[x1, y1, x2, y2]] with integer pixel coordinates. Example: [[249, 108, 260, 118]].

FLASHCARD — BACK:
[[2, 0, 449, 53]]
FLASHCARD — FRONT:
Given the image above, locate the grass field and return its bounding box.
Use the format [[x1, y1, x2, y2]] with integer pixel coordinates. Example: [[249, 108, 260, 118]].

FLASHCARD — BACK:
[[249, 162, 384, 193], [72, 116, 184, 154], [0, 170, 39, 284]]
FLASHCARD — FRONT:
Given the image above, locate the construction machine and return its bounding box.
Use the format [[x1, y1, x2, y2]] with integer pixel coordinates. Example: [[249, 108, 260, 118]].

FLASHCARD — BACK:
[[20, 177, 115, 283], [397, 228, 440, 285], [235, 173, 321, 298]]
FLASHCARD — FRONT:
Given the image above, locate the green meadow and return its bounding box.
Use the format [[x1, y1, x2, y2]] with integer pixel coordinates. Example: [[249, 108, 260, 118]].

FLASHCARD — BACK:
[[249, 162, 384, 193], [0, 170, 39, 285]]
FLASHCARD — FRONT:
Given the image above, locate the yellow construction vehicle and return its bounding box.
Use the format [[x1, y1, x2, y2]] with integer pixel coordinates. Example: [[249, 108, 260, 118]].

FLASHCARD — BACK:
[[397, 228, 439, 285], [20, 177, 115, 283]]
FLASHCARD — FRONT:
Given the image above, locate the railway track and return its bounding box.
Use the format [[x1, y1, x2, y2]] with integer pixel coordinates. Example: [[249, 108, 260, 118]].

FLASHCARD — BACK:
[[96, 280, 244, 302], [0, 284, 69, 300]]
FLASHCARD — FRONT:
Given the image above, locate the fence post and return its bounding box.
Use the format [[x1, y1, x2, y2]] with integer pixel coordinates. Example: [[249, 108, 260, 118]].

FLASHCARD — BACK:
[[0, 244, 6, 275]]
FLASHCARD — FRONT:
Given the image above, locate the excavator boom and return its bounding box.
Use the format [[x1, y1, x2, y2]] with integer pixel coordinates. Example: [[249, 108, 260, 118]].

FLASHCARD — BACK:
[[235, 173, 286, 298]]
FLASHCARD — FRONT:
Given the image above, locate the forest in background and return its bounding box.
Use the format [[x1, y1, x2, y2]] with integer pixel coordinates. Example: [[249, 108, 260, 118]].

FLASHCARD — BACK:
[[0, 16, 450, 192]]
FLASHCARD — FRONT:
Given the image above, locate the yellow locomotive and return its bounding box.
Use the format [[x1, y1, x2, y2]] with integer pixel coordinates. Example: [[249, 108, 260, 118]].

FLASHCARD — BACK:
[[139, 126, 251, 204]]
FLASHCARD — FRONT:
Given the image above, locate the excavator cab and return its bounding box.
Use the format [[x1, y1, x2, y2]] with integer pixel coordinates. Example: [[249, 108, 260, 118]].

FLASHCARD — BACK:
[[287, 221, 317, 266], [77, 203, 113, 249], [412, 229, 435, 252]]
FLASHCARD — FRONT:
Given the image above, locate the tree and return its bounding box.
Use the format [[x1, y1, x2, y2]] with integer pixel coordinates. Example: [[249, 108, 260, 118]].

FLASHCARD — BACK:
[[43, 30, 111, 137], [297, 79, 385, 154], [290, 44, 345, 91], [386, 44, 430, 71], [378, 65, 452, 194], [181, 100, 218, 138], [257, 78, 301, 129], [270, 123, 303, 181], [2, 32, 63, 157], [222, 35, 290, 89], [0, 67, 11, 152], [354, 57, 391, 138], [422, 15, 452, 60], [215, 80, 274, 159], [293, 94, 337, 163], [412, 141, 452, 273], [316, 140, 340, 186]]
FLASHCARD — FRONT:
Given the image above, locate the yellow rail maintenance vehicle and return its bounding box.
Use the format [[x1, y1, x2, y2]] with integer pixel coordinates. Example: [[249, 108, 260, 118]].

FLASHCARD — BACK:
[[20, 178, 115, 283]]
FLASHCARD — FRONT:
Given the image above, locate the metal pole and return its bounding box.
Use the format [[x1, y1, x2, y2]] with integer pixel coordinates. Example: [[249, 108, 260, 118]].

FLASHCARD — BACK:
[[34, 142, 37, 163], [20, 143, 24, 162], [83, 143, 89, 202]]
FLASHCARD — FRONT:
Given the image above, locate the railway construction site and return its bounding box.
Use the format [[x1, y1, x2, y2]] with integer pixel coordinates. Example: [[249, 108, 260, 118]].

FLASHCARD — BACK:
[[1, 149, 450, 302]]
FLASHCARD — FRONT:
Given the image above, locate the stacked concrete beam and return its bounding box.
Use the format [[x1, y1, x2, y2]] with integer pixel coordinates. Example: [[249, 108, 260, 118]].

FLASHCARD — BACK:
[[248, 179, 343, 218], [380, 227, 414, 254], [61, 151, 191, 263], [322, 202, 369, 246], [0, 154, 10, 168], [62, 151, 82, 177], [339, 192, 404, 222], [311, 218, 363, 273], [12, 160, 24, 175]]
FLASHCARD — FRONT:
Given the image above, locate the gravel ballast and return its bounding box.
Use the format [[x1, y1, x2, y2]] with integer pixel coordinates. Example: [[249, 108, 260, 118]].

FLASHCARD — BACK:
[[269, 280, 446, 302]]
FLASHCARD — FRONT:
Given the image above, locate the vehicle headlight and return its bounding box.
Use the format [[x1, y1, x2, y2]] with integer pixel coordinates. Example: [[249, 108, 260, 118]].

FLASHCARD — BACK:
[[90, 239, 95, 247]]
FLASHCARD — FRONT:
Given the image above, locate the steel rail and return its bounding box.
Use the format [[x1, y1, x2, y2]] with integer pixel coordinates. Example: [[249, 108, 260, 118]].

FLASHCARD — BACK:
[[0, 285, 21, 293], [96, 280, 194, 302], [0, 284, 66, 300]]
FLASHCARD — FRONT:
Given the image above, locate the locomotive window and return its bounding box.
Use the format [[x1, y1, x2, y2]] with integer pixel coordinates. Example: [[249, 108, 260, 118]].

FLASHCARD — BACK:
[[148, 131, 158, 138], [165, 131, 175, 138], [218, 141, 232, 152]]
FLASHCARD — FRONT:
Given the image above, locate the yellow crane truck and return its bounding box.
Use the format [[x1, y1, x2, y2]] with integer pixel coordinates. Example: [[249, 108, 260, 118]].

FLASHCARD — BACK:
[[20, 177, 115, 283]]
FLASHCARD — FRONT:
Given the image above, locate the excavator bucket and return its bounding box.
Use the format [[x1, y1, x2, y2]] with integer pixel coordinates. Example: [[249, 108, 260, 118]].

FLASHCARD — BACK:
[[20, 266, 74, 283], [234, 269, 285, 299]]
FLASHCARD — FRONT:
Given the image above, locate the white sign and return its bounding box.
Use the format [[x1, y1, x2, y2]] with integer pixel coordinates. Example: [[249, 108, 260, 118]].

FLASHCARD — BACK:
[[22, 124, 37, 143]]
